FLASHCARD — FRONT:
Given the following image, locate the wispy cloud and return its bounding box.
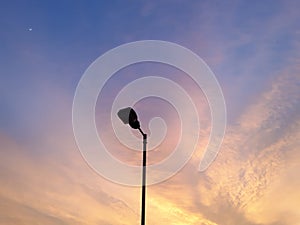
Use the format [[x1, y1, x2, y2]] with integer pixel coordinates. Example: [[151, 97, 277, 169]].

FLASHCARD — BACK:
[[0, 134, 140, 225], [145, 61, 300, 224]]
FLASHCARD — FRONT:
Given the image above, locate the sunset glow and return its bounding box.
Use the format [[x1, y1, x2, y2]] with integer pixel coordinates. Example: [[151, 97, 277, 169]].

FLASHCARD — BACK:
[[1, 1, 299, 224]]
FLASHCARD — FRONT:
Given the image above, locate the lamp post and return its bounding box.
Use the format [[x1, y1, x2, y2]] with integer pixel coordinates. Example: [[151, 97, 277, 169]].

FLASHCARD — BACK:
[[117, 107, 147, 225]]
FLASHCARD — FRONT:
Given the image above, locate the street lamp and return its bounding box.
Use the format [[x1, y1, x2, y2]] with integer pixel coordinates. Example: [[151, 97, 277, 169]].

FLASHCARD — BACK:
[[117, 107, 147, 225]]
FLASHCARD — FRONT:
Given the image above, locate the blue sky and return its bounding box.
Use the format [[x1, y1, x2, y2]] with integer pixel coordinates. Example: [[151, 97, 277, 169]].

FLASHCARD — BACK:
[[1, 1, 297, 136], [0, 0, 299, 224]]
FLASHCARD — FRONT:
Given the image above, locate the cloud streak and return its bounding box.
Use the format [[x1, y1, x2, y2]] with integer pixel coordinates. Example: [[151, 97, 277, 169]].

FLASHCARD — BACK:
[[147, 62, 300, 224]]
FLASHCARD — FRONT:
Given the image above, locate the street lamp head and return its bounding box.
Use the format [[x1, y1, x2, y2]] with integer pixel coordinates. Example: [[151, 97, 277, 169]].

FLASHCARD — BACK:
[[117, 107, 140, 129]]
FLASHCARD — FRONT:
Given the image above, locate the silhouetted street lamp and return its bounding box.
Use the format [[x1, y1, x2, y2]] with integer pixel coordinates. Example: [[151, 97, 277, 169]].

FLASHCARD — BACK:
[[117, 107, 147, 225]]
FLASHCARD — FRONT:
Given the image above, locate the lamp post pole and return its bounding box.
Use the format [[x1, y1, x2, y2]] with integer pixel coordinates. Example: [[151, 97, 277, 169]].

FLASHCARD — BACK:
[[139, 128, 147, 225]]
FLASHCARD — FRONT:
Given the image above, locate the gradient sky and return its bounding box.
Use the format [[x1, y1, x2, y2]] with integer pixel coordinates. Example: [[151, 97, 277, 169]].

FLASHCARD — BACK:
[[1, 0, 300, 224]]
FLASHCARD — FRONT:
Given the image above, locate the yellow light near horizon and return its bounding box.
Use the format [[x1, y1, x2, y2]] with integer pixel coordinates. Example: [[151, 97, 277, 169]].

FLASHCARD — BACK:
[[147, 197, 218, 225]]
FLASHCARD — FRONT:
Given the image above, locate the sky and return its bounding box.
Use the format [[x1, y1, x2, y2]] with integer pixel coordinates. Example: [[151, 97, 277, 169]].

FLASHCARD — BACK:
[[0, 0, 300, 224]]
